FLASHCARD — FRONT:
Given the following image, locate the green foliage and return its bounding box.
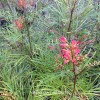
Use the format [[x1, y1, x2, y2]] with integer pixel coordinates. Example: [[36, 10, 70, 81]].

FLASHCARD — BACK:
[[0, 0, 100, 100]]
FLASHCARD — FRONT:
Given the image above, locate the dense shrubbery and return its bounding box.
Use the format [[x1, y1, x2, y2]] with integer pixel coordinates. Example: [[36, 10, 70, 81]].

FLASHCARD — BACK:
[[0, 0, 100, 100]]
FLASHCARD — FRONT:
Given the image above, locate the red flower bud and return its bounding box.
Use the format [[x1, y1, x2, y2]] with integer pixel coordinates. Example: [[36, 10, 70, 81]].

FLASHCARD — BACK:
[[15, 18, 24, 30], [18, 0, 27, 8]]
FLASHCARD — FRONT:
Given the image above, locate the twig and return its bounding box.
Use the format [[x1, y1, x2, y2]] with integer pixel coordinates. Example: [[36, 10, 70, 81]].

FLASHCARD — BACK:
[[25, 20, 33, 58], [71, 73, 77, 97], [24, 13, 33, 58], [67, 0, 77, 41]]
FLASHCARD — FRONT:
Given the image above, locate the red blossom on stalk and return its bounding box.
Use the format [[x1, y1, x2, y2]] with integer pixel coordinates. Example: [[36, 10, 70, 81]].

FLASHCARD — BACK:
[[59, 43, 68, 48], [48, 36, 91, 70], [15, 18, 24, 30], [18, 0, 27, 8], [71, 40, 81, 56], [60, 36, 67, 43], [61, 49, 71, 60], [55, 36, 82, 70]]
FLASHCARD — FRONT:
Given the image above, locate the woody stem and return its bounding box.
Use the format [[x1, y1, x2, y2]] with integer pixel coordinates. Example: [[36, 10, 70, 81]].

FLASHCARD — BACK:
[[24, 13, 33, 58], [67, 0, 77, 41], [70, 46, 77, 98], [71, 66, 77, 98], [26, 21, 33, 58]]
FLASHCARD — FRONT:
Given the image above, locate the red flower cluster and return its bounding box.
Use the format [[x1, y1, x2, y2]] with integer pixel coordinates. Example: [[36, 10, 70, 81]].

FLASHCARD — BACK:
[[58, 36, 81, 67], [18, 0, 27, 8], [15, 18, 24, 30], [18, 0, 35, 8]]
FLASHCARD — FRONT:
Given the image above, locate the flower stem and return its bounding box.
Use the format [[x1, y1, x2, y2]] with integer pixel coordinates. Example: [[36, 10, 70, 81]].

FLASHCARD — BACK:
[[23, 13, 33, 58], [67, 0, 77, 41], [26, 21, 33, 58], [70, 46, 77, 98], [71, 71, 77, 98]]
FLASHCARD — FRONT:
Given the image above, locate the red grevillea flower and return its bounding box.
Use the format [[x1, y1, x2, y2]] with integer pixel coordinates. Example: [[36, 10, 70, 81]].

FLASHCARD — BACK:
[[18, 0, 27, 8], [60, 36, 67, 43], [71, 40, 79, 49], [61, 49, 71, 60], [55, 36, 82, 70], [72, 59, 77, 66], [59, 43, 68, 49], [15, 19, 24, 30], [71, 40, 81, 56]]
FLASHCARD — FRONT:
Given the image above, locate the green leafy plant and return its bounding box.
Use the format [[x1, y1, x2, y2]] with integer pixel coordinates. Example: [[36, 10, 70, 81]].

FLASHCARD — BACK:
[[0, 0, 100, 100]]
